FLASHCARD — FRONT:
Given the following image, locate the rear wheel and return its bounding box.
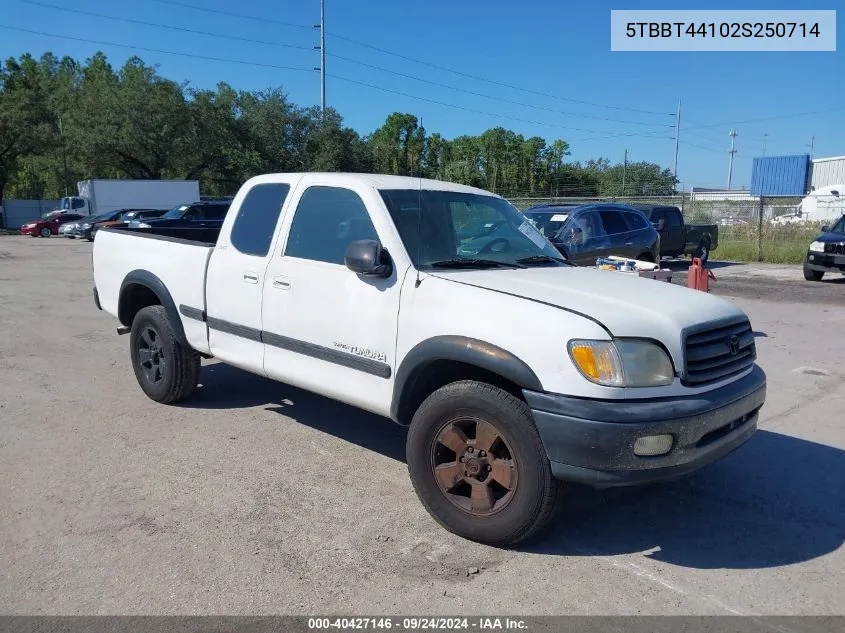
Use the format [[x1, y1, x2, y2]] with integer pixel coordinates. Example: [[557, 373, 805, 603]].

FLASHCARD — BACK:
[[694, 240, 710, 263], [637, 252, 654, 263], [129, 305, 200, 403], [803, 266, 824, 281], [406, 380, 561, 546]]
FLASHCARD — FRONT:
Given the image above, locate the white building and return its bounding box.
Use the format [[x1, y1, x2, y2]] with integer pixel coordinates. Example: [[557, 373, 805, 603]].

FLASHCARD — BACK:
[[689, 188, 757, 202], [809, 155, 845, 191]]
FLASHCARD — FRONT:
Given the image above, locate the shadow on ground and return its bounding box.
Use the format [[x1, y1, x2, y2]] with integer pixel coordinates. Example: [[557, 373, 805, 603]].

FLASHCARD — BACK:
[[527, 429, 845, 569], [186, 361, 406, 462], [185, 362, 844, 571]]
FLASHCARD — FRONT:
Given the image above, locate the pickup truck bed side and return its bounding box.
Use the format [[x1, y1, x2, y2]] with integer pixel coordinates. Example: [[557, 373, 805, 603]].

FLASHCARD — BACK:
[[94, 229, 214, 354]]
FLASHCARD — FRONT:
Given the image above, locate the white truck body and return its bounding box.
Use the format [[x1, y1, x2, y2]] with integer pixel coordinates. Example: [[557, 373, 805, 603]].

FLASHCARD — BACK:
[[54, 179, 200, 217], [775, 184, 845, 225], [92, 173, 766, 545]]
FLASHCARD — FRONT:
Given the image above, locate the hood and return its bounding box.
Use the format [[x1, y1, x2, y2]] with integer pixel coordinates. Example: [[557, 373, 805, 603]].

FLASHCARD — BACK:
[[430, 266, 746, 343], [813, 231, 845, 243]]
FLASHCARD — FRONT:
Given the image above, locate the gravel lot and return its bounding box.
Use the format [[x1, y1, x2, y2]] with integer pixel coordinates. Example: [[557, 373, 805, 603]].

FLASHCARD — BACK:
[[1, 236, 843, 615]]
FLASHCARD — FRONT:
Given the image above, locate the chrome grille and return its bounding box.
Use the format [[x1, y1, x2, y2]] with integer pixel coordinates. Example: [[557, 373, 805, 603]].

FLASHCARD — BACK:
[[683, 319, 756, 387], [823, 242, 845, 255]]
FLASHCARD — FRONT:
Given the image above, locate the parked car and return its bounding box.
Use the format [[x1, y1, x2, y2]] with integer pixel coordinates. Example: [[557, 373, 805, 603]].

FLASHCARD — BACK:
[[59, 221, 80, 238], [520, 203, 660, 265], [82, 208, 167, 241], [629, 204, 718, 261], [20, 213, 85, 237], [68, 208, 134, 240], [803, 214, 845, 281], [129, 200, 231, 229], [92, 173, 766, 546]]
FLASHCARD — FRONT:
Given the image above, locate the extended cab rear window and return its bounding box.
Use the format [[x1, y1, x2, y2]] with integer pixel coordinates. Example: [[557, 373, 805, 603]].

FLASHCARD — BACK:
[[230, 184, 290, 257]]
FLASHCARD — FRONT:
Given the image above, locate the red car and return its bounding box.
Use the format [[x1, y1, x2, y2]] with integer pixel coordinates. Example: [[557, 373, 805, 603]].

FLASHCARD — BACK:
[[19, 213, 85, 237]]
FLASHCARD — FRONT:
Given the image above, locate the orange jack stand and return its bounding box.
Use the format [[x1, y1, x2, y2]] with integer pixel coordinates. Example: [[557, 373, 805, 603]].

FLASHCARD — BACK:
[[688, 257, 716, 292]]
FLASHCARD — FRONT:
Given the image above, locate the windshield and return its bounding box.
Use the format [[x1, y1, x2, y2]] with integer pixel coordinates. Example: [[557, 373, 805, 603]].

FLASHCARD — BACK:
[[380, 189, 563, 269], [829, 215, 845, 234], [162, 205, 190, 219]]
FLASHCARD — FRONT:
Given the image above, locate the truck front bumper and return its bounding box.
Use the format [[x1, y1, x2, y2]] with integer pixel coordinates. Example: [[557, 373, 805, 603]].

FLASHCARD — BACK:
[[524, 365, 766, 488], [805, 252, 845, 273]]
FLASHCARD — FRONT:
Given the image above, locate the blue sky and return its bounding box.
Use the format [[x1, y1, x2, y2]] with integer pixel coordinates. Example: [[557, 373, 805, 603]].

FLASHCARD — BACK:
[[2, 0, 842, 190]]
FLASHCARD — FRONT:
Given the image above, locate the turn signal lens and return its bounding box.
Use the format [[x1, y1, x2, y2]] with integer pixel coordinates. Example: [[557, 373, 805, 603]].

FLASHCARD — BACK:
[[567, 340, 625, 387]]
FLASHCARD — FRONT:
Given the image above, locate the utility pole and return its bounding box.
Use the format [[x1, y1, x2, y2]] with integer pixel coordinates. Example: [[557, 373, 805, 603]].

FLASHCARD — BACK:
[[762, 133, 768, 157], [672, 99, 681, 180], [808, 135, 815, 158], [621, 148, 628, 197], [314, 0, 326, 114], [727, 129, 738, 190]]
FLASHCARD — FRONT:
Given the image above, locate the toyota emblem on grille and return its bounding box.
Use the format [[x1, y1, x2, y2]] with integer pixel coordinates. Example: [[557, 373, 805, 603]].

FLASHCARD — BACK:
[[728, 335, 740, 355]]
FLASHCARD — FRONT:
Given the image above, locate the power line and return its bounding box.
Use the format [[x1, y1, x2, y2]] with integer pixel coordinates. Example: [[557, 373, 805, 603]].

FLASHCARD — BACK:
[[686, 107, 845, 130], [147, 0, 313, 31], [0, 24, 316, 73], [144, 0, 673, 116], [23, 0, 673, 128], [21, 0, 315, 51]]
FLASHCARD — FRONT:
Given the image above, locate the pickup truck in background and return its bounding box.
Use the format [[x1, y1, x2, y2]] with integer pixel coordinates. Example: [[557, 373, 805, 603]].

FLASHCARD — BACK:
[[631, 204, 719, 262], [92, 173, 766, 545]]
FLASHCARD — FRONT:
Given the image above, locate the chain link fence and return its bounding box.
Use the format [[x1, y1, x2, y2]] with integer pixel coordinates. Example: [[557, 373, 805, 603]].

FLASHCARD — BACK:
[[506, 194, 822, 264]]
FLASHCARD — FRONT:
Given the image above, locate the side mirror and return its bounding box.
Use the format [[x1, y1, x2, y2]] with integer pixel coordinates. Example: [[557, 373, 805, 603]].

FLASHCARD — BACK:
[[344, 239, 392, 277], [821, 225, 830, 232]]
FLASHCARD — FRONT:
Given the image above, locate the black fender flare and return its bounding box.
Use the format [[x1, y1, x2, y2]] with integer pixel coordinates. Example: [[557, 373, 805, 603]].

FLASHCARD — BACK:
[[390, 335, 543, 422], [118, 269, 188, 346]]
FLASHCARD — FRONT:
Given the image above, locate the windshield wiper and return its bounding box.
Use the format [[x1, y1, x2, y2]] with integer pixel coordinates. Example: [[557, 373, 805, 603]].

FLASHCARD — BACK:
[[516, 255, 573, 266], [429, 258, 526, 269]]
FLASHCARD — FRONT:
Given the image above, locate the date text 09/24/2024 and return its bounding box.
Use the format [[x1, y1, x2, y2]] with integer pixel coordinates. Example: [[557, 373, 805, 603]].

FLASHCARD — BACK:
[[307, 618, 527, 630]]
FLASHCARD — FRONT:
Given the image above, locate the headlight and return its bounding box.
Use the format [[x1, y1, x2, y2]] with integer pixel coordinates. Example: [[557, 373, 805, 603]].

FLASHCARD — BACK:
[[568, 339, 675, 387], [81, 223, 92, 229], [136, 222, 151, 228], [809, 241, 825, 253]]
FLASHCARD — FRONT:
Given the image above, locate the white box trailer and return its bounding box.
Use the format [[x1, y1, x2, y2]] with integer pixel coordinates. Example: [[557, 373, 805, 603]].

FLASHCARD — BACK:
[[50, 179, 200, 217]]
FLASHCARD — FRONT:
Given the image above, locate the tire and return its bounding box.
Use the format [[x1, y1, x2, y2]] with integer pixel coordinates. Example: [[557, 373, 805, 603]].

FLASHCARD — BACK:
[[803, 266, 824, 282], [406, 380, 561, 546], [637, 252, 654, 263], [39, 227, 51, 237], [129, 305, 201, 404], [694, 241, 710, 263]]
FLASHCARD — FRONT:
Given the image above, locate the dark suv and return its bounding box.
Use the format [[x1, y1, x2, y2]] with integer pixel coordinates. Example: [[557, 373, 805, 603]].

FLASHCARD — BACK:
[[803, 214, 845, 281], [128, 200, 231, 229], [522, 203, 660, 266]]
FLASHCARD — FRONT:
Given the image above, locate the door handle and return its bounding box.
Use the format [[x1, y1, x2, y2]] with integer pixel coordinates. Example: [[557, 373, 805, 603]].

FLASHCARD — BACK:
[[273, 276, 291, 290], [625, 242, 634, 246], [243, 272, 259, 284]]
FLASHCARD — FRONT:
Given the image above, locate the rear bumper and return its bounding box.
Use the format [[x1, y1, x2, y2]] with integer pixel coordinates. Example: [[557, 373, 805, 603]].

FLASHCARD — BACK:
[[805, 252, 845, 273], [524, 365, 766, 487]]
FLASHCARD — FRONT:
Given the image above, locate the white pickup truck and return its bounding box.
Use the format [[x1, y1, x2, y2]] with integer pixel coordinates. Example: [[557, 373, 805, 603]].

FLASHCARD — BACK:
[[92, 173, 767, 545]]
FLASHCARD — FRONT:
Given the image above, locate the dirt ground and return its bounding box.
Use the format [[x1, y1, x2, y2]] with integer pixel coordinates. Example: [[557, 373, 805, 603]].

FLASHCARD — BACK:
[[1, 236, 843, 615]]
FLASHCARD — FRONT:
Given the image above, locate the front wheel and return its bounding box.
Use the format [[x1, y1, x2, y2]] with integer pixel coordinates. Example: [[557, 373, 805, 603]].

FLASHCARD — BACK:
[[406, 380, 561, 546], [129, 305, 201, 403], [39, 227, 51, 237], [803, 266, 824, 281]]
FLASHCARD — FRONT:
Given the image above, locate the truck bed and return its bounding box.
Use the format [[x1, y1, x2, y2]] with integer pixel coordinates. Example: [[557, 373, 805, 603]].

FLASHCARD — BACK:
[[93, 226, 214, 354], [110, 224, 222, 246]]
